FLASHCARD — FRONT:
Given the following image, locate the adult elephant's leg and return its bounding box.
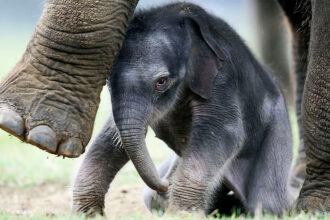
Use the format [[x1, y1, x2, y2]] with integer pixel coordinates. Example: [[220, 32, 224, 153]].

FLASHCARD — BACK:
[[0, 0, 138, 157], [72, 116, 128, 216], [296, 0, 330, 212]]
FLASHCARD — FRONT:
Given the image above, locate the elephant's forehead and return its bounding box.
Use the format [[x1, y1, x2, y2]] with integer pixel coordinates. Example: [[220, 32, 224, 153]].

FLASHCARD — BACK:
[[144, 31, 173, 51], [118, 31, 175, 73], [110, 28, 184, 87], [127, 30, 175, 58]]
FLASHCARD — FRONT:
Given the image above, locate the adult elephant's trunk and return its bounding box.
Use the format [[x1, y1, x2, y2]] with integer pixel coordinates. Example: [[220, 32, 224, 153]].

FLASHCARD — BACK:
[[113, 100, 169, 192]]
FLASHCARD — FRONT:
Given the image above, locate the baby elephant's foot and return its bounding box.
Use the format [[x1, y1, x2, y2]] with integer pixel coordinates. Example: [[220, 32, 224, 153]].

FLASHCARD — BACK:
[[72, 202, 104, 217], [0, 39, 106, 157], [144, 187, 169, 214]]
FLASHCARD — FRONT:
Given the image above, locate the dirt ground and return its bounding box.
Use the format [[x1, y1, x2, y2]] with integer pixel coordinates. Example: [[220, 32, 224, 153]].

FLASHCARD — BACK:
[[0, 182, 153, 218]]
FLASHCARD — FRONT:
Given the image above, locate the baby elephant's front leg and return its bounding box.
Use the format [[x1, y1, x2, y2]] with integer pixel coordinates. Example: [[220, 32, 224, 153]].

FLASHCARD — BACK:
[[72, 117, 128, 216], [145, 151, 216, 215], [167, 155, 214, 215]]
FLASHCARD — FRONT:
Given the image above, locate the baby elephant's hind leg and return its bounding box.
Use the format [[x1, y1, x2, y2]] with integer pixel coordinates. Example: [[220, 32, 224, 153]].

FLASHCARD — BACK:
[[143, 153, 180, 213]]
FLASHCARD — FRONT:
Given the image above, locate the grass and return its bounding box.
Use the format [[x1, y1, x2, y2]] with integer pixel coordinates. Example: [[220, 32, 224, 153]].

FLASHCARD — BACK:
[[1, 211, 330, 220]]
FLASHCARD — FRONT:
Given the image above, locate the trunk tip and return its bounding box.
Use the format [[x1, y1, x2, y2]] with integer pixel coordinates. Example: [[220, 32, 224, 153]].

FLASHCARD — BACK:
[[158, 178, 169, 192]]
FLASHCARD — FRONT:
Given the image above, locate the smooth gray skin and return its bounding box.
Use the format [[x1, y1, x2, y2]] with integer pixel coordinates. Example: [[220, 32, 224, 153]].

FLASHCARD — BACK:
[[74, 3, 293, 216]]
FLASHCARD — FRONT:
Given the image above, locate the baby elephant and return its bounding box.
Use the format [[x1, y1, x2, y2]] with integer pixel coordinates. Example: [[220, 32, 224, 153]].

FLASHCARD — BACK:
[[73, 3, 293, 216]]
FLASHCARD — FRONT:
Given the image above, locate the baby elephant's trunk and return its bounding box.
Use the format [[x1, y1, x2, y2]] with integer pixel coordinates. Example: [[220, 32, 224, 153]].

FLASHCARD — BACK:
[[113, 100, 169, 192]]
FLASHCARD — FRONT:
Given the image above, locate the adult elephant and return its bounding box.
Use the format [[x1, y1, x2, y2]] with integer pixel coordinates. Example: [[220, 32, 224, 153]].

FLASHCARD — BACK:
[[0, 0, 329, 213]]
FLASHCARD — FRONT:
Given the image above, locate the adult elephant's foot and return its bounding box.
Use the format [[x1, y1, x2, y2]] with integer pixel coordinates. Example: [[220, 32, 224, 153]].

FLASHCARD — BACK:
[[296, 196, 330, 212], [0, 0, 139, 157], [0, 44, 104, 157], [295, 145, 330, 212], [296, 180, 330, 212]]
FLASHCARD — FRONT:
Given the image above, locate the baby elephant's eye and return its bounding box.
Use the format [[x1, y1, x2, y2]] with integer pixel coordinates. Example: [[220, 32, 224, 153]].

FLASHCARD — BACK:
[[155, 77, 168, 91]]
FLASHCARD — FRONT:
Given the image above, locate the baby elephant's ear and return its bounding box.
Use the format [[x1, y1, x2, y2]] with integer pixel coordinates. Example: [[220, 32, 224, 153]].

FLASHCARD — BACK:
[[184, 15, 226, 99]]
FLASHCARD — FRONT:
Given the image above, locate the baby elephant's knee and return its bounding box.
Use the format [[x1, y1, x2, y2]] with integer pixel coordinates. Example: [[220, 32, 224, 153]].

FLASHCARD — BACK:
[[143, 186, 169, 213]]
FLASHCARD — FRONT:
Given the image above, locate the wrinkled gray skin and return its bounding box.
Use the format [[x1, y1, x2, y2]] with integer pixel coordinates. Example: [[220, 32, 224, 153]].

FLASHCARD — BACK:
[[0, 0, 139, 158], [294, 0, 330, 211], [0, 0, 328, 215], [74, 3, 293, 216]]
